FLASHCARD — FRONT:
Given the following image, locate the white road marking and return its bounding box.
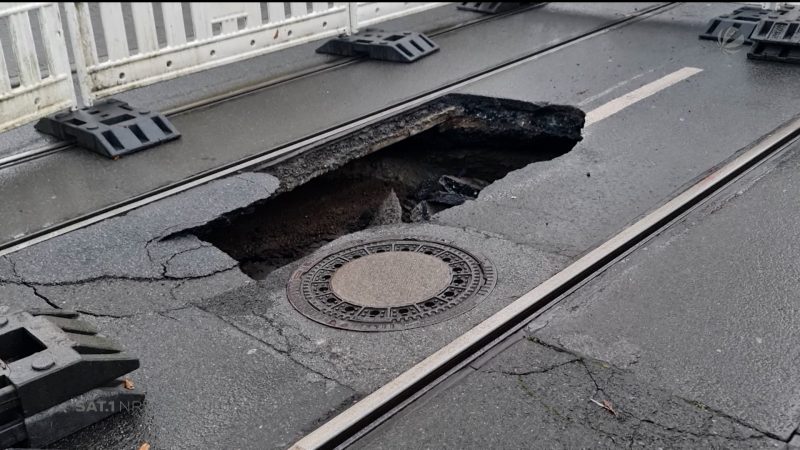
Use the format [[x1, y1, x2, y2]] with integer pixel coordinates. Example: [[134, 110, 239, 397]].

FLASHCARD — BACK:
[[577, 69, 652, 107], [584, 66, 703, 126]]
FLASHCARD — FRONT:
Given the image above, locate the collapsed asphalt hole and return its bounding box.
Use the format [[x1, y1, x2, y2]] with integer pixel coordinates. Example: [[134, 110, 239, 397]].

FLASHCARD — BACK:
[[192, 94, 585, 280]]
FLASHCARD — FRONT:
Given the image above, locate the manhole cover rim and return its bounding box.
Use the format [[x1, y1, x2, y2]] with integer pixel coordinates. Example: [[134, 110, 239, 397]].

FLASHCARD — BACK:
[[287, 235, 497, 332]]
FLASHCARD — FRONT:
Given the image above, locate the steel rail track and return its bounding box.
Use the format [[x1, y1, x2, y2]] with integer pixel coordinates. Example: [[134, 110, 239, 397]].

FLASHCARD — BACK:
[[290, 113, 800, 450], [0, 2, 674, 258]]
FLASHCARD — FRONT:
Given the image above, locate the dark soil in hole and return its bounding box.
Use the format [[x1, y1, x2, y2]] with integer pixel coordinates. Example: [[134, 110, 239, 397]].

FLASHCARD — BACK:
[[191, 94, 585, 280], [196, 127, 577, 280]]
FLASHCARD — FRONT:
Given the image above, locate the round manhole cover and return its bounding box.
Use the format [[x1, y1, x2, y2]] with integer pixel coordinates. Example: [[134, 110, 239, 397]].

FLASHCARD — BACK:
[[287, 238, 497, 331]]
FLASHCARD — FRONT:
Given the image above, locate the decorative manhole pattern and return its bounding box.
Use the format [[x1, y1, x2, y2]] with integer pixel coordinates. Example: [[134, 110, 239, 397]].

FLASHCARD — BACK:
[[287, 238, 497, 331]]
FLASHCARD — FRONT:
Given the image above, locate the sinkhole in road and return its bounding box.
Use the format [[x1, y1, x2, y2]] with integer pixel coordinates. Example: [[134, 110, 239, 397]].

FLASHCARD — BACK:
[[193, 94, 585, 280]]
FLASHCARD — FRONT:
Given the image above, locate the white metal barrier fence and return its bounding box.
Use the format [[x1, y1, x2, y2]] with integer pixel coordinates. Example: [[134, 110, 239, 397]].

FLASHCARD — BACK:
[[0, 2, 446, 133], [0, 2, 75, 132], [67, 2, 352, 103]]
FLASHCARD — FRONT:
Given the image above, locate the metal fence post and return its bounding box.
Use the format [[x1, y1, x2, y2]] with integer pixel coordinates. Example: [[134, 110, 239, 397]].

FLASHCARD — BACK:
[[348, 2, 359, 34], [63, 2, 95, 107]]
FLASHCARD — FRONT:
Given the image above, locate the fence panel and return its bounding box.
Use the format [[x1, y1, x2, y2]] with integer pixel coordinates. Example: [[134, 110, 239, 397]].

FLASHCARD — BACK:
[[68, 2, 354, 104], [354, 2, 449, 30], [67, 2, 449, 104], [0, 2, 76, 132]]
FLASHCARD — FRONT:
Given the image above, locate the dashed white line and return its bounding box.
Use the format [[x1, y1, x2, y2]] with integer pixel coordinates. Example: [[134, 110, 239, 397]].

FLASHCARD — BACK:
[[577, 69, 653, 107]]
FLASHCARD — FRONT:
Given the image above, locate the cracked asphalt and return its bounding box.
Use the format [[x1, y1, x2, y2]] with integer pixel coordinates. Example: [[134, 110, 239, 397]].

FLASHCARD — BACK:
[[356, 333, 783, 449], [359, 125, 800, 450], [0, 172, 274, 317], [1, 2, 799, 449]]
